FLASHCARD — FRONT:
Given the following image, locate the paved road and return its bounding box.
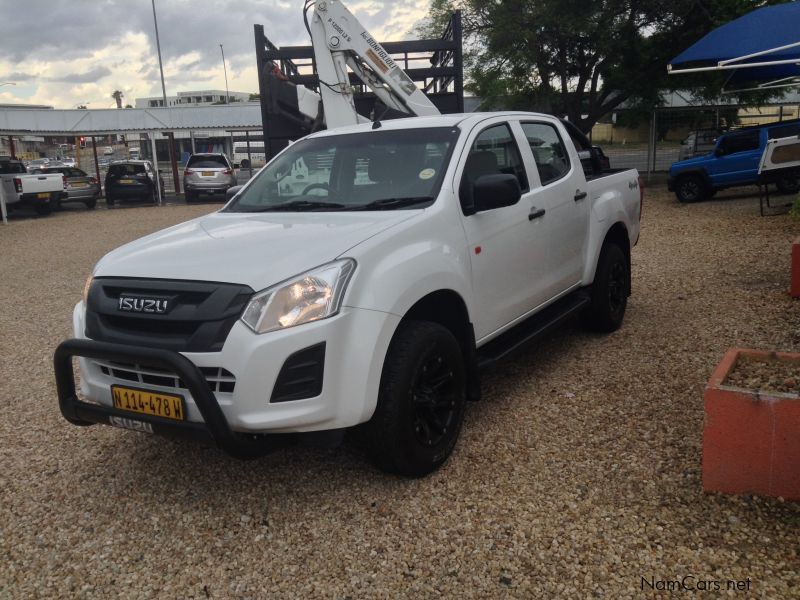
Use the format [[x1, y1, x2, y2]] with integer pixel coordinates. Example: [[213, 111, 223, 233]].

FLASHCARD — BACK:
[[604, 147, 681, 172]]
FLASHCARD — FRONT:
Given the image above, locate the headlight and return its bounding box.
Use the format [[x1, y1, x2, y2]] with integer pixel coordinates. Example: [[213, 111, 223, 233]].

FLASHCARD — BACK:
[[241, 259, 356, 334], [82, 275, 93, 304]]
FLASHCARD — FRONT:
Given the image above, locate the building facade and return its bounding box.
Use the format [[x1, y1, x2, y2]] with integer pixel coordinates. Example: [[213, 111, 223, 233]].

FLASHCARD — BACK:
[[135, 90, 252, 108]]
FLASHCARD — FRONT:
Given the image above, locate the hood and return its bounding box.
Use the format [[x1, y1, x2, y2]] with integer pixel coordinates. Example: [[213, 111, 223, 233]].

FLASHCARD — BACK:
[[95, 210, 419, 290], [671, 152, 714, 171]]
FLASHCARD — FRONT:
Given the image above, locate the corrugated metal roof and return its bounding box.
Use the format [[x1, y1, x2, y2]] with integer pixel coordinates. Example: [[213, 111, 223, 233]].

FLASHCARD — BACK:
[[0, 103, 263, 135]]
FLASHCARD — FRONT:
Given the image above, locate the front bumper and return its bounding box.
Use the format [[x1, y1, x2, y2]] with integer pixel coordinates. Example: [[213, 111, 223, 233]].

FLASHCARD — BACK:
[[55, 338, 282, 458], [59, 302, 400, 455]]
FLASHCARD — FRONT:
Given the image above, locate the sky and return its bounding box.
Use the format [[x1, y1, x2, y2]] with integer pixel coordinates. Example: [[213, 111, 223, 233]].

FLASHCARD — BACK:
[[0, 0, 431, 109]]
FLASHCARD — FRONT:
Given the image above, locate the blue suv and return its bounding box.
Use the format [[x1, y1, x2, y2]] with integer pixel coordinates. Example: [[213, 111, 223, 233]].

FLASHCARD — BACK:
[[668, 119, 800, 203]]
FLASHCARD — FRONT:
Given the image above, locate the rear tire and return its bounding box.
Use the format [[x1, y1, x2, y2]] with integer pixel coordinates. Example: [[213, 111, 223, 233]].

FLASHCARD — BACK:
[[33, 199, 52, 216], [582, 243, 629, 333], [84, 198, 97, 209], [185, 190, 196, 203], [775, 176, 799, 195], [675, 174, 706, 203], [359, 321, 467, 477]]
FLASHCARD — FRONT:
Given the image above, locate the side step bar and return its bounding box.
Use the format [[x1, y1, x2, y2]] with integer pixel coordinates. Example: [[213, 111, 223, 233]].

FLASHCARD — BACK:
[[476, 290, 590, 369]]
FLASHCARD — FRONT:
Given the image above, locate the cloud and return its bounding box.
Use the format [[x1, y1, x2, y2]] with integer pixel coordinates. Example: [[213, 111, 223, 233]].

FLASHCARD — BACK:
[[2, 72, 37, 82], [51, 67, 112, 84], [0, 0, 431, 108]]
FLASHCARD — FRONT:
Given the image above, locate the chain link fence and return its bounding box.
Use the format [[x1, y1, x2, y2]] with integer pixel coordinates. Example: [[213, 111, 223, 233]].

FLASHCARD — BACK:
[[590, 103, 800, 179]]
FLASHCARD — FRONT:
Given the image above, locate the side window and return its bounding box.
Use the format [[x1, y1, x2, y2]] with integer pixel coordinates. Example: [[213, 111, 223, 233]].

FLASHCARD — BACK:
[[521, 122, 571, 185], [460, 123, 528, 203], [719, 132, 760, 155]]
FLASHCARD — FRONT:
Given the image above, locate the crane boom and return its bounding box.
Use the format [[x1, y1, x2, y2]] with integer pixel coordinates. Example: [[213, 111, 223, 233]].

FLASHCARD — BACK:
[[308, 0, 441, 128]]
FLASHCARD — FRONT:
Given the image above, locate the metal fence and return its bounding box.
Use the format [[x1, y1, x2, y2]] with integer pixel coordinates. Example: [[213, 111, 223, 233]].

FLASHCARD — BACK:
[[590, 103, 800, 178]]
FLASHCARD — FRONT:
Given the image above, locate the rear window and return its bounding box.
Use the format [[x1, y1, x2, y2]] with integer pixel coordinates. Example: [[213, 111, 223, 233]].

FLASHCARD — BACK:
[[187, 155, 229, 169], [768, 124, 800, 140], [0, 162, 27, 174], [109, 164, 146, 176]]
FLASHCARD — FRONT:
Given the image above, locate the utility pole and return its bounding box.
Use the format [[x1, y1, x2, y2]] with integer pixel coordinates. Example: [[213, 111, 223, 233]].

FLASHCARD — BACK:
[[152, 0, 168, 108], [220, 44, 230, 103]]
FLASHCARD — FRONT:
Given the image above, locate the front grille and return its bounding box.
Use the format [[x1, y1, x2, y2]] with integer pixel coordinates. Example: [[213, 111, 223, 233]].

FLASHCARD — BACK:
[[85, 278, 254, 352], [95, 360, 236, 394]]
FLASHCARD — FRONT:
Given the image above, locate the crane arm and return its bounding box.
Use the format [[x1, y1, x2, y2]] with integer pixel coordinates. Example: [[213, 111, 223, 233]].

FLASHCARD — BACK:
[[308, 0, 441, 128]]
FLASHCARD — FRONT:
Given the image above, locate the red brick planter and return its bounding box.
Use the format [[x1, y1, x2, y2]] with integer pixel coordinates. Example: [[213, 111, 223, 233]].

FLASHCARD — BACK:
[[703, 348, 800, 500]]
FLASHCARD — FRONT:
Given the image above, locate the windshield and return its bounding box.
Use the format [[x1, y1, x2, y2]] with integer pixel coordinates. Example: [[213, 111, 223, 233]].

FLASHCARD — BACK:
[[225, 127, 460, 212]]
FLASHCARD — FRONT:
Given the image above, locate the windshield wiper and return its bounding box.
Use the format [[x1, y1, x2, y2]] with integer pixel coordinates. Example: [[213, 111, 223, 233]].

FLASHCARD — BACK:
[[247, 199, 347, 212], [355, 196, 434, 211]]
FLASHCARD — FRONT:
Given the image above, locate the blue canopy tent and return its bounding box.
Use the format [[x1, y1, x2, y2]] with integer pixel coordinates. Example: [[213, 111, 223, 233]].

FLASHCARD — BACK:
[[668, 2, 800, 92]]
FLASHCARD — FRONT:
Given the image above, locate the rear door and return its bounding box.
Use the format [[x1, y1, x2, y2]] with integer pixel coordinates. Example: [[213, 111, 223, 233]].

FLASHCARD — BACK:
[[519, 120, 589, 296], [708, 130, 762, 186], [456, 119, 548, 340]]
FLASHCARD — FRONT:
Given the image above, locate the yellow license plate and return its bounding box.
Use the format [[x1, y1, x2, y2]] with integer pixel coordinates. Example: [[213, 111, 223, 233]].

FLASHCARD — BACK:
[[111, 385, 185, 421], [120, 178, 134, 184], [73, 182, 89, 188], [37, 192, 49, 199], [201, 171, 214, 176]]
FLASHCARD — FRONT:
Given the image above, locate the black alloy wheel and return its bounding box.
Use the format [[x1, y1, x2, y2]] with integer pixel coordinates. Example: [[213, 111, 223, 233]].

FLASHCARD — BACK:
[[675, 174, 705, 203], [411, 344, 459, 447], [360, 320, 467, 477]]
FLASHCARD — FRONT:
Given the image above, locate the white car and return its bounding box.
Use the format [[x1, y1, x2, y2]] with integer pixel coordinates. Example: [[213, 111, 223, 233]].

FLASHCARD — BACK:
[[103, 146, 114, 156], [56, 112, 642, 476]]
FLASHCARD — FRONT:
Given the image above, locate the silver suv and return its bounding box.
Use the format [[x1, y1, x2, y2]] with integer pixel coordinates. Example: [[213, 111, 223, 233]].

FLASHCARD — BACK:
[[183, 153, 236, 202]]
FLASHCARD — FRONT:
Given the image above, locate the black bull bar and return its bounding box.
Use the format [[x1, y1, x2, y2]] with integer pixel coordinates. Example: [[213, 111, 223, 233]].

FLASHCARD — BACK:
[[54, 338, 322, 459]]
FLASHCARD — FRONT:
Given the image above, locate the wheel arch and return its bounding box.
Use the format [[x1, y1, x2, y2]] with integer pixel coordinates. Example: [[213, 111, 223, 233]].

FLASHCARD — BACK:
[[674, 167, 711, 187], [397, 289, 481, 401], [587, 222, 631, 295]]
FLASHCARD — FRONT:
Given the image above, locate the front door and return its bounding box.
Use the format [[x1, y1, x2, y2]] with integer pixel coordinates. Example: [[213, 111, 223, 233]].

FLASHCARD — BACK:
[[457, 121, 549, 341]]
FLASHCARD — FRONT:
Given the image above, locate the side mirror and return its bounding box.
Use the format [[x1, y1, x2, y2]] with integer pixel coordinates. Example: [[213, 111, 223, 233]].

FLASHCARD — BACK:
[[473, 174, 522, 213], [226, 185, 243, 202]]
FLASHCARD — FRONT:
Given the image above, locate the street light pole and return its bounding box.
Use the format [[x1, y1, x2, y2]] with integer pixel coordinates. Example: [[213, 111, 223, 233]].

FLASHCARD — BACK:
[[219, 44, 230, 104], [152, 0, 168, 108]]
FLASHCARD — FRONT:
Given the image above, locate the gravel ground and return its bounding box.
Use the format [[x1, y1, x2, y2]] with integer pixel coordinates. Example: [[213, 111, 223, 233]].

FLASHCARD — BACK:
[[1, 187, 798, 598]]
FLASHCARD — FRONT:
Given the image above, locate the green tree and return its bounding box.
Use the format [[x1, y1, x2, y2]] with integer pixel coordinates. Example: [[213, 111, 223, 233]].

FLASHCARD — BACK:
[[422, 0, 786, 133]]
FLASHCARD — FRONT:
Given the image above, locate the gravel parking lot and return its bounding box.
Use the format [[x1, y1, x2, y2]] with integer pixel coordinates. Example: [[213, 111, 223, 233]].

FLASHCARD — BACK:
[[1, 185, 798, 598]]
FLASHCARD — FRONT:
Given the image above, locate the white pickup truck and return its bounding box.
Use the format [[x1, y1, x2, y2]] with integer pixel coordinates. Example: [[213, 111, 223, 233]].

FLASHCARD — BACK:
[[0, 157, 66, 215], [55, 112, 642, 476]]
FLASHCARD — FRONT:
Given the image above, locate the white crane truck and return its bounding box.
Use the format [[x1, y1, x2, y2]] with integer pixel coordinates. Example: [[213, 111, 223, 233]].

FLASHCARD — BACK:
[[55, 1, 642, 476]]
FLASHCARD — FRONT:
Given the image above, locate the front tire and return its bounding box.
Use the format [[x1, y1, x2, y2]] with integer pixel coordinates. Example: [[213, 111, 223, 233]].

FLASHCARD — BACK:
[[675, 174, 706, 203], [582, 243, 629, 332], [360, 321, 467, 477]]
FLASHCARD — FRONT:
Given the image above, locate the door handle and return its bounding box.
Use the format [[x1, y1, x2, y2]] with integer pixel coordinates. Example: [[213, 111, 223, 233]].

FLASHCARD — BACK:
[[528, 207, 546, 221], [574, 190, 587, 201]]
